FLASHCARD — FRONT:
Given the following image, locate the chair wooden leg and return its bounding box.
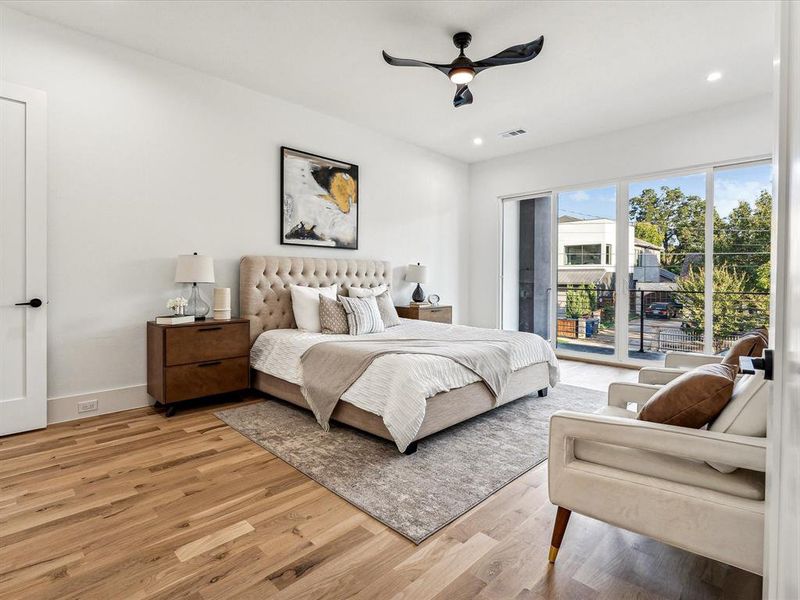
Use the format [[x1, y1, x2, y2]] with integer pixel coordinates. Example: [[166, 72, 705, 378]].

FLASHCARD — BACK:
[[548, 506, 572, 563]]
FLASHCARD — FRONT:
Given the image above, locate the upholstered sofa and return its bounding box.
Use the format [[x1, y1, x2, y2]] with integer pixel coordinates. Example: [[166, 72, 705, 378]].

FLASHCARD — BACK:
[[547, 369, 769, 575]]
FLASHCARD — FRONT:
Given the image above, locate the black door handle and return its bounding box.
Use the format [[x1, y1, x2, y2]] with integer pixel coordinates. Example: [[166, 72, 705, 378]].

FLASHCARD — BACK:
[[15, 298, 43, 308], [739, 349, 774, 381]]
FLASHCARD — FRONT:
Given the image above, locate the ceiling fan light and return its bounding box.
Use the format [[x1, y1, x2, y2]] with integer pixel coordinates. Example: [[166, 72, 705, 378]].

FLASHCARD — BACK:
[[449, 67, 475, 84]]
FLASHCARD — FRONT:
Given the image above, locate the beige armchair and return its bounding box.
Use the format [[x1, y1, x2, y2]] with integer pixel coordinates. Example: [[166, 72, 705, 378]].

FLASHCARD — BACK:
[[547, 372, 769, 575], [638, 350, 724, 385]]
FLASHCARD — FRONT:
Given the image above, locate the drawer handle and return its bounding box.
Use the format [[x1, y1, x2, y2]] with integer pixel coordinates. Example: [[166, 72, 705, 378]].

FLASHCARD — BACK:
[[197, 361, 222, 368], [197, 326, 223, 332]]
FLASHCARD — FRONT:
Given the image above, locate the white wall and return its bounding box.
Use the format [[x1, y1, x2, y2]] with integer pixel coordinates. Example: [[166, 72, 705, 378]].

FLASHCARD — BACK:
[[468, 96, 773, 328], [0, 7, 469, 421]]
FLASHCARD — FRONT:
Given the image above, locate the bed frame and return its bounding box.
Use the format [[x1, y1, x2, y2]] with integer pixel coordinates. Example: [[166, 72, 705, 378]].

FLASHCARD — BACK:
[[239, 256, 550, 453]]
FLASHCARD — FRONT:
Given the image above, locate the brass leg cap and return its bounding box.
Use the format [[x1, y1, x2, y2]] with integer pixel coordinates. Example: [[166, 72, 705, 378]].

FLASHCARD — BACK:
[[548, 546, 559, 563]]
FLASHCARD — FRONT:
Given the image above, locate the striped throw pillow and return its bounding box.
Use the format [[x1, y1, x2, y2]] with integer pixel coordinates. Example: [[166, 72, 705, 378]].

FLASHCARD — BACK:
[[339, 295, 385, 335]]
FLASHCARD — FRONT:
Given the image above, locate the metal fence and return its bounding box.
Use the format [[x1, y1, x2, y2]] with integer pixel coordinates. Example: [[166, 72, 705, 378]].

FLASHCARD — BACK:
[[555, 284, 769, 357]]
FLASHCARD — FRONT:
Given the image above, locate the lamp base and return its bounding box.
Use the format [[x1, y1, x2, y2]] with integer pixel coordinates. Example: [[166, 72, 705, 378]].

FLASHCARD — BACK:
[[187, 283, 210, 320], [412, 283, 425, 303]]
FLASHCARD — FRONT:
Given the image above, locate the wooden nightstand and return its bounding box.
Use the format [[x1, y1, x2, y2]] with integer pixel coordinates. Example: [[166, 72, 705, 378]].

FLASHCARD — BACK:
[[395, 304, 453, 324], [147, 318, 250, 416]]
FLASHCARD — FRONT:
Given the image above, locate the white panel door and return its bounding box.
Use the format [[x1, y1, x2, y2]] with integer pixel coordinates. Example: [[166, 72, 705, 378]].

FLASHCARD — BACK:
[[0, 82, 47, 436]]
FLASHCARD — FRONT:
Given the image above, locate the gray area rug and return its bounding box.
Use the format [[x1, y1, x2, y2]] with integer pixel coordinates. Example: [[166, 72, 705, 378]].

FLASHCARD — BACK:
[[216, 383, 605, 543]]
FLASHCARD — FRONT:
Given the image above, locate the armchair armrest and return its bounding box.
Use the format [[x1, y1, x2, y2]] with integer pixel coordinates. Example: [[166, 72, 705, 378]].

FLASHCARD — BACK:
[[549, 411, 767, 472], [638, 367, 686, 385], [607, 382, 661, 409], [664, 351, 723, 369]]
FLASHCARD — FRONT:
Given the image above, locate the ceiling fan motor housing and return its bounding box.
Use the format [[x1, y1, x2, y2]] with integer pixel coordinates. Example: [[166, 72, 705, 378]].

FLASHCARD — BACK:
[[453, 32, 472, 50]]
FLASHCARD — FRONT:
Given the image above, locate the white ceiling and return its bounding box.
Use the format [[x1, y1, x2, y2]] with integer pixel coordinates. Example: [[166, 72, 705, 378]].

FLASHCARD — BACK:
[[5, 1, 774, 163]]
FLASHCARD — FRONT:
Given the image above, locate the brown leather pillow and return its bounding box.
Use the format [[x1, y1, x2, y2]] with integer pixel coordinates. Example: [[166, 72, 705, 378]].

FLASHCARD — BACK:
[[638, 363, 737, 428], [721, 331, 768, 371]]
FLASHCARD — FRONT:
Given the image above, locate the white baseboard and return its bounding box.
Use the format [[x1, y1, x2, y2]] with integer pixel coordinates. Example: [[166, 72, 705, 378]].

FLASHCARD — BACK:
[[47, 384, 154, 425]]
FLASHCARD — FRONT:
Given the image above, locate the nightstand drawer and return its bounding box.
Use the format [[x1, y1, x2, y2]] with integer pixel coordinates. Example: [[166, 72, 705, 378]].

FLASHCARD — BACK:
[[164, 356, 249, 403], [422, 306, 452, 323], [165, 322, 248, 366]]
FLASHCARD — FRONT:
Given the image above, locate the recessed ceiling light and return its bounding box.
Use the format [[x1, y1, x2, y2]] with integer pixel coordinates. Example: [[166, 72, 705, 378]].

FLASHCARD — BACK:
[[706, 71, 722, 82], [473, 137, 483, 146]]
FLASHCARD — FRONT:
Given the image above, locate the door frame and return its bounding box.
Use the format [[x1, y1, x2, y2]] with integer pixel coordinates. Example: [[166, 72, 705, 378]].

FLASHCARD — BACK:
[[498, 192, 555, 344], [763, 2, 800, 596], [0, 81, 48, 434]]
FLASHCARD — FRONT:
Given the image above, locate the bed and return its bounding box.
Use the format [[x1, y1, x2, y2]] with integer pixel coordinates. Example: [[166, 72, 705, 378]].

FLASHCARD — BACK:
[[240, 256, 559, 452]]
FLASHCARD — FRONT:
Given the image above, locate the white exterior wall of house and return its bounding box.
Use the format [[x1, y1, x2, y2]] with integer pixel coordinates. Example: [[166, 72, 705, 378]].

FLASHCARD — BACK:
[[557, 219, 635, 274]]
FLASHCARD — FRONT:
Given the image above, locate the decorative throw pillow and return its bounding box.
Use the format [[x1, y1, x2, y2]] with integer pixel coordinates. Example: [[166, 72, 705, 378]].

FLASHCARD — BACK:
[[638, 362, 737, 428], [339, 295, 385, 335], [348, 284, 388, 298], [289, 284, 337, 332], [721, 331, 768, 371], [319, 295, 349, 335], [375, 291, 401, 327]]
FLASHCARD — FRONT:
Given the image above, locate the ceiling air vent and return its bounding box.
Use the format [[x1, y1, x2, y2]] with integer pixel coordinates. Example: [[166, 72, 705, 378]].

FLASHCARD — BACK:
[[498, 128, 527, 138]]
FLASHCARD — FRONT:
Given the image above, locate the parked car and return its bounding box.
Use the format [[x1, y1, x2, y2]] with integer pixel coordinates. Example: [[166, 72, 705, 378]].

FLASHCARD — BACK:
[[645, 302, 679, 319]]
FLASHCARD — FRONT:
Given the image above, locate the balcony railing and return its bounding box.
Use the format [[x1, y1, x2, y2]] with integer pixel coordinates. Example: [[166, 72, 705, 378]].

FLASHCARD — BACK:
[[555, 285, 769, 360]]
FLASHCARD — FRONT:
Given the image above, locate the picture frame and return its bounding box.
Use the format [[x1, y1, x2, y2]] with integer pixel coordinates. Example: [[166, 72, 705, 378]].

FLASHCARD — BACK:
[[280, 146, 359, 249]]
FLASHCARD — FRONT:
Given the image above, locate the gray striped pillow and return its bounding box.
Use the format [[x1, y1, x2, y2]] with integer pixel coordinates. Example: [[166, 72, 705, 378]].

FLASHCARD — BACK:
[[339, 295, 385, 335]]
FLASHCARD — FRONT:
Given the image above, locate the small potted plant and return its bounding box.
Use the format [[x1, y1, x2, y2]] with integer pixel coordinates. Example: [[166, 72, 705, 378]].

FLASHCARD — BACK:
[[167, 296, 188, 316]]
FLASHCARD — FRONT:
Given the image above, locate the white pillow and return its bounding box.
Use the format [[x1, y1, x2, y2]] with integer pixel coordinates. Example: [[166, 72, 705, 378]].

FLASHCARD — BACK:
[[289, 284, 337, 332], [348, 284, 388, 298]]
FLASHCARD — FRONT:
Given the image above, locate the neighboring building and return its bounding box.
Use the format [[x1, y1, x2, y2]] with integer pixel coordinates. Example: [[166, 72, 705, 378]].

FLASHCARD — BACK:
[[633, 237, 676, 284], [557, 216, 674, 287]]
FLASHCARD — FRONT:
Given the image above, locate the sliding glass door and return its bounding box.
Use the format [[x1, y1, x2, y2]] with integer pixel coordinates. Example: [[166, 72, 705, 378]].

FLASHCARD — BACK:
[[711, 162, 772, 351], [555, 186, 617, 357], [627, 172, 706, 361], [500, 159, 773, 364]]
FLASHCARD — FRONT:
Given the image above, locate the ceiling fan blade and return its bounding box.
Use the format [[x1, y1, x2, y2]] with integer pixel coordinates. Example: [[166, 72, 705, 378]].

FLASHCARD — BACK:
[[382, 51, 451, 75], [473, 36, 544, 72], [453, 85, 473, 108]]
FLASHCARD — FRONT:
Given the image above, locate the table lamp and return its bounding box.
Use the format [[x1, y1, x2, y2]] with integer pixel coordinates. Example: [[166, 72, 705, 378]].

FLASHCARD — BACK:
[[175, 252, 215, 320], [406, 262, 428, 303]]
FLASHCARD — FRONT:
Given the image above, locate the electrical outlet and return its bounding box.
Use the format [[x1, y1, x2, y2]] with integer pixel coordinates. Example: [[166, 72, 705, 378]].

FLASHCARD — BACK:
[[78, 399, 98, 413]]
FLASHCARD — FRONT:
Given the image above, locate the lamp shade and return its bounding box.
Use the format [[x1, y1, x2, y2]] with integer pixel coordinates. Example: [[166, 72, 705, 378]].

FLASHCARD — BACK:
[[175, 253, 215, 283], [405, 263, 428, 284]]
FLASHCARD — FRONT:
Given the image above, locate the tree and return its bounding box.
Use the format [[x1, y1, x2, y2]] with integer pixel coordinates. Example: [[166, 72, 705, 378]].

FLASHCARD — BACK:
[[565, 288, 591, 319], [634, 222, 663, 247], [629, 186, 706, 274], [713, 190, 772, 291], [674, 265, 768, 343]]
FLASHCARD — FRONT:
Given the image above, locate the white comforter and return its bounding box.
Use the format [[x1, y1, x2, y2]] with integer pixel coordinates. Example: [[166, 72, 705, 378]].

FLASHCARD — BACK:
[[250, 319, 559, 451]]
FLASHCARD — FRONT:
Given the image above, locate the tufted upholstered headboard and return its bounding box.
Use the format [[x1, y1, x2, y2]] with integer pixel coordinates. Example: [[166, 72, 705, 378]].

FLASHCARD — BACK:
[[239, 256, 392, 344]]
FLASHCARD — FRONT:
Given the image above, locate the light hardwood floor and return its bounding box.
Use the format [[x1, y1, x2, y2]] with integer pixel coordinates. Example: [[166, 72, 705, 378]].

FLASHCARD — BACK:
[[0, 362, 761, 600]]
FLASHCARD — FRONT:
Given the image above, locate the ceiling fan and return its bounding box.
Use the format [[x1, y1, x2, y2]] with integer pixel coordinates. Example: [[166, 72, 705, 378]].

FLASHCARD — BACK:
[[382, 32, 544, 108]]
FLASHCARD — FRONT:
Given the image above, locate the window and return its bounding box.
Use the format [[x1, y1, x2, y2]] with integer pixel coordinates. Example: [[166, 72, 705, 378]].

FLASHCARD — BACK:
[[557, 186, 617, 357], [628, 172, 706, 359], [565, 244, 601, 265], [499, 159, 772, 366], [711, 162, 772, 352]]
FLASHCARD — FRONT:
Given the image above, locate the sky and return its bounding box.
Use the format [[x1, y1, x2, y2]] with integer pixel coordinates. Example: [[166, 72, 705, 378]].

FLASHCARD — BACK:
[[557, 163, 772, 221]]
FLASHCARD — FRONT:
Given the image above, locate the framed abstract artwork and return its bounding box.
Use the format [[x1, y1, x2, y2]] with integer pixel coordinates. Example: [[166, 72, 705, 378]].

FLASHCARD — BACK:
[[280, 146, 359, 249]]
